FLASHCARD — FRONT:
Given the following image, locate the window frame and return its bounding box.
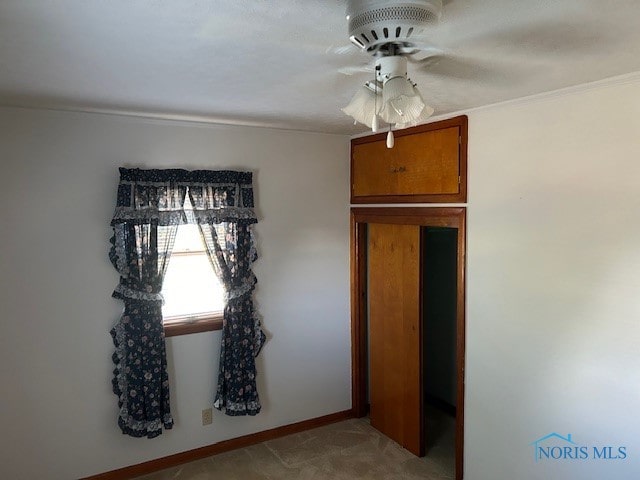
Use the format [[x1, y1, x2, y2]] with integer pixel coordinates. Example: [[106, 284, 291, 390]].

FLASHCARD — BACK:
[[164, 311, 223, 337]]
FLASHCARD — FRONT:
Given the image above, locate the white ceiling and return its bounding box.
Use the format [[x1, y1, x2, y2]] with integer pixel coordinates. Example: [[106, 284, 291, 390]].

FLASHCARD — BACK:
[[2, 0, 640, 135]]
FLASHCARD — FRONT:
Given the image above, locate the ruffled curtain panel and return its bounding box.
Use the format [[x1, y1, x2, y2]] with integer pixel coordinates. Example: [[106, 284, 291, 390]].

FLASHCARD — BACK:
[[109, 168, 265, 438]]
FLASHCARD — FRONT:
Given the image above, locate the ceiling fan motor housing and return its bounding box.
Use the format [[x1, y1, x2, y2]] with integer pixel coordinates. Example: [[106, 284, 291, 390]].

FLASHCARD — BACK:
[[347, 0, 442, 52]]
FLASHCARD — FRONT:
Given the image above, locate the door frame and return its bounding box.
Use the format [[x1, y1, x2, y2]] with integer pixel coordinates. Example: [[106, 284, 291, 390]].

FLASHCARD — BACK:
[[350, 207, 466, 480]]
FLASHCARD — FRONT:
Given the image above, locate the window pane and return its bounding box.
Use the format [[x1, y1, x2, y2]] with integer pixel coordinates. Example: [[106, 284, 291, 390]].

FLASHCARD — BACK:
[[171, 196, 204, 253], [172, 224, 205, 252], [162, 223, 225, 319]]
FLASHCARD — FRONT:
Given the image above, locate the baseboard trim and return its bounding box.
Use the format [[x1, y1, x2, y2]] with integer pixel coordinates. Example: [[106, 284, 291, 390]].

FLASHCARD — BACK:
[[82, 409, 354, 480]]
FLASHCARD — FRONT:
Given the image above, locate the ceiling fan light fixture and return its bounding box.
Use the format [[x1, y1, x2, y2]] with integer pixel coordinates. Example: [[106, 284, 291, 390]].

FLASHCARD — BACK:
[[394, 107, 434, 129], [379, 75, 425, 124], [395, 86, 434, 128], [343, 59, 432, 131], [341, 81, 381, 129], [342, 1, 442, 140]]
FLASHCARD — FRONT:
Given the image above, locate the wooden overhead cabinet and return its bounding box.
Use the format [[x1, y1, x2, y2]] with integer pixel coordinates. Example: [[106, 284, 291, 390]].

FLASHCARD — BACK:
[[351, 115, 467, 204]]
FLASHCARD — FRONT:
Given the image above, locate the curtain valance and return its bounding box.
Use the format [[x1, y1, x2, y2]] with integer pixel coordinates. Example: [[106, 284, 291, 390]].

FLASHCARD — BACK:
[[111, 168, 257, 226]]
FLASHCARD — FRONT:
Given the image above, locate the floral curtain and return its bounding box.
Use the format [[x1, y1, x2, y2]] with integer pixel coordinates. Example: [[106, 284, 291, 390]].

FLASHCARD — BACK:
[[109, 168, 187, 438], [189, 176, 265, 415], [109, 168, 264, 438]]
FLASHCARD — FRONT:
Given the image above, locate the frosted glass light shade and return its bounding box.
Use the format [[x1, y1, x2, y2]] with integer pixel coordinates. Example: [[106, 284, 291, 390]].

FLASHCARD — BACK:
[[395, 87, 434, 129], [342, 84, 381, 129], [379, 76, 425, 124]]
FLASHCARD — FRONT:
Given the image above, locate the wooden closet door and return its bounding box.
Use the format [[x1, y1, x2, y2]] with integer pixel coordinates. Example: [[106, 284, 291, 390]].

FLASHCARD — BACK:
[[368, 223, 423, 456]]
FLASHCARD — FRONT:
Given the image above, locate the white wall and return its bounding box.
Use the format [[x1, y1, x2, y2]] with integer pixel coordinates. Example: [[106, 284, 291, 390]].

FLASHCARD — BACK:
[[466, 78, 640, 479], [0, 107, 351, 479]]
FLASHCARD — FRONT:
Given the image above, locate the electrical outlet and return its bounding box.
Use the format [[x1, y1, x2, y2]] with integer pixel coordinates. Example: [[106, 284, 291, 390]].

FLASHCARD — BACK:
[[202, 408, 213, 426]]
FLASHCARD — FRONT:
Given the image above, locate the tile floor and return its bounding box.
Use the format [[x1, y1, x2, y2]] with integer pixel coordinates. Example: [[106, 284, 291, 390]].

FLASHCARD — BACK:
[[136, 410, 455, 480]]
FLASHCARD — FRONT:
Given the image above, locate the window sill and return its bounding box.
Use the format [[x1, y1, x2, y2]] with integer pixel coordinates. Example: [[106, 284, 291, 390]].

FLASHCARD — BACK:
[[164, 312, 223, 337]]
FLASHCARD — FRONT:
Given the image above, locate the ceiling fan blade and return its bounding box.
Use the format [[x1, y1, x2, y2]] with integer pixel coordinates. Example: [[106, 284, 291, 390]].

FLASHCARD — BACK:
[[327, 44, 360, 56], [408, 54, 446, 71], [413, 54, 519, 87], [463, 19, 614, 57], [338, 65, 374, 76], [403, 43, 447, 64], [432, 2, 614, 59]]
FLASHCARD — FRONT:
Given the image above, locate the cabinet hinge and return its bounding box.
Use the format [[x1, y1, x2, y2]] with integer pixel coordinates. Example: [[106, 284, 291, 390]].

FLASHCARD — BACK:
[[459, 135, 462, 145], [458, 175, 461, 185]]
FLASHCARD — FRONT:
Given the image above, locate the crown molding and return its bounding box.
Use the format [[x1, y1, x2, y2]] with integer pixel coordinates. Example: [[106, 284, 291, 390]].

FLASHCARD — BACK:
[[433, 70, 640, 121]]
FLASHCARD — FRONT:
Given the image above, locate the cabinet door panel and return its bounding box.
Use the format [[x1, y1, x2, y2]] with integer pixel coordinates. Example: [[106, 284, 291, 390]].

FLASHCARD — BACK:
[[352, 126, 460, 198]]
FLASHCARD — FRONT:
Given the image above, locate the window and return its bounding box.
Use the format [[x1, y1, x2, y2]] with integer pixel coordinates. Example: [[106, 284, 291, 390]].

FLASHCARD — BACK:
[[110, 167, 264, 432], [162, 198, 225, 337]]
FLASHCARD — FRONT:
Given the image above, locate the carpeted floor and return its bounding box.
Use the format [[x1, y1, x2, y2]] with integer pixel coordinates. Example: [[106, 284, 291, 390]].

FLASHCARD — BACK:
[[135, 412, 455, 480]]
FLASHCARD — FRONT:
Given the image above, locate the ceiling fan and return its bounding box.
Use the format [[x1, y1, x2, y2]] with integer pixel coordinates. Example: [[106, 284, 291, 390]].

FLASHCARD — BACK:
[[341, 0, 445, 146]]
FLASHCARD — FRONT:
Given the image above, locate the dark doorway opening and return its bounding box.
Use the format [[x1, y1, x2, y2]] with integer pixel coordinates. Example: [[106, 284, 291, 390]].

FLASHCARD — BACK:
[[423, 226, 458, 473]]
